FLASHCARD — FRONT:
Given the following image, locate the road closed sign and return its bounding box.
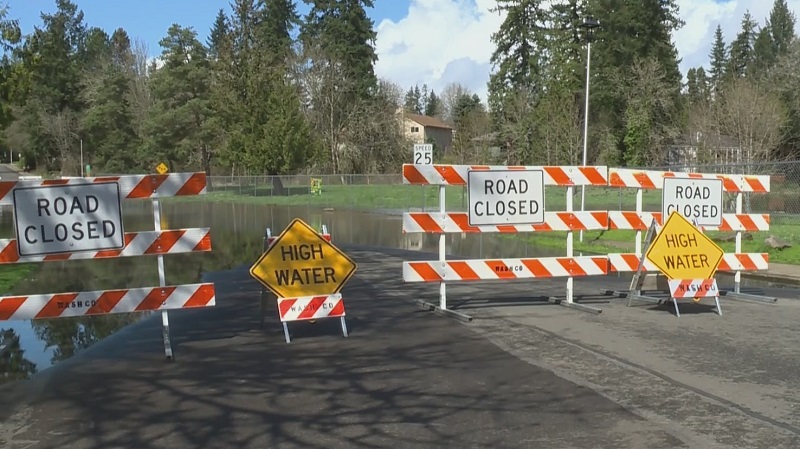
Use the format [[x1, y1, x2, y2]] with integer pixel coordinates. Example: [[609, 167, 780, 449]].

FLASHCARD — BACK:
[[13, 182, 125, 257], [662, 177, 723, 227], [468, 169, 545, 226], [250, 218, 357, 298]]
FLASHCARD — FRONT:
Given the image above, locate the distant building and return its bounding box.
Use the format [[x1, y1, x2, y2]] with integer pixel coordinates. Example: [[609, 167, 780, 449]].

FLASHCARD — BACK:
[[665, 132, 741, 171], [401, 112, 454, 154]]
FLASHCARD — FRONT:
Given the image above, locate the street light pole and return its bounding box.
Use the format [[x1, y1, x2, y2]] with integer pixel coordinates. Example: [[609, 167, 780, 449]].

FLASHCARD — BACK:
[[579, 16, 599, 243], [80, 139, 84, 177]]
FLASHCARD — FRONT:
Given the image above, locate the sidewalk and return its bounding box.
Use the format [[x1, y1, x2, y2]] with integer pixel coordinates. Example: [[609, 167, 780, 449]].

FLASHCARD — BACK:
[[744, 262, 800, 285]]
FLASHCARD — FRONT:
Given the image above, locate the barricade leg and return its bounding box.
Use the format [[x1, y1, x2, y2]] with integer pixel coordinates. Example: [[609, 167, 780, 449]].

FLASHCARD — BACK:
[[282, 322, 291, 343], [715, 296, 722, 316], [671, 297, 680, 317], [340, 317, 349, 337], [153, 197, 174, 361], [438, 185, 447, 310]]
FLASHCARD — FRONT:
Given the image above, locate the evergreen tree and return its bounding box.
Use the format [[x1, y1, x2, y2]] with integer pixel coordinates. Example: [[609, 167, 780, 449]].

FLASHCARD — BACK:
[[258, 0, 300, 68], [207, 8, 229, 60], [769, 0, 796, 56], [751, 25, 775, 76], [727, 11, 757, 79], [300, 0, 378, 100], [425, 90, 441, 117], [708, 24, 727, 94]]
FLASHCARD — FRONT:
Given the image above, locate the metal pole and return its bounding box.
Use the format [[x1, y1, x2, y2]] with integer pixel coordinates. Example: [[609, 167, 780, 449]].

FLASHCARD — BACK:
[[579, 40, 592, 243], [80, 139, 84, 177]]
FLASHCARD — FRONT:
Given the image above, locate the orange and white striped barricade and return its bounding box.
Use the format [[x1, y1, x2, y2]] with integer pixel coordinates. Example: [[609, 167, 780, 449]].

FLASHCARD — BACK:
[[667, 279, 721, 317], [276, 293, 347, 343], [0, 172, 215, 360], [607, 168, 773, 303], [259, 224, 332, 326], [402, 164, 609, 317]]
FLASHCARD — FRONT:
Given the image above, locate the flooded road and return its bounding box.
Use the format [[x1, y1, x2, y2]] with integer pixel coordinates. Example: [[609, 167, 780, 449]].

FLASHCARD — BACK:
[[0, 201, 792, 383]]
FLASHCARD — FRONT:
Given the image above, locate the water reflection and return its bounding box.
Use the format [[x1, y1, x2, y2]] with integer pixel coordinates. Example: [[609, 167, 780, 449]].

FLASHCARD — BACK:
[[0, 201, 791, 384]]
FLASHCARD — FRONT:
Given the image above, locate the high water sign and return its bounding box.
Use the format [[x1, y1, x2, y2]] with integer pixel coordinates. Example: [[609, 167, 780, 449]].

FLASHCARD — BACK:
[[250, 218, 357, 299], [645, 211, 724, 280]]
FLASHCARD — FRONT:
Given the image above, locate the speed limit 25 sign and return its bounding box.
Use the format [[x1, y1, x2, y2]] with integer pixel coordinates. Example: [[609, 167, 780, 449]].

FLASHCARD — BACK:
[[413, 144, 433, 165]]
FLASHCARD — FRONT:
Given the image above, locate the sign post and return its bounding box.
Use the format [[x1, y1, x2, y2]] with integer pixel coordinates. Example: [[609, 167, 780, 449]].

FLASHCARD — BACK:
[[645, 211, 724, 317], [250, 218, 357, 343]]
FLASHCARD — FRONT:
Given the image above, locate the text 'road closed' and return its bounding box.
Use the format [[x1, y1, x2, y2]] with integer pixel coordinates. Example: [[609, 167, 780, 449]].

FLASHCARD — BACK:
[[662, 177, 723, 227], [468, 170, 545, 226], [13, 182, 125, 257]]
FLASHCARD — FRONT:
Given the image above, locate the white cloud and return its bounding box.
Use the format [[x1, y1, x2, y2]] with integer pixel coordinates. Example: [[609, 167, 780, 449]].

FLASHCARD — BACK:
[[375, 0, 800, 104]]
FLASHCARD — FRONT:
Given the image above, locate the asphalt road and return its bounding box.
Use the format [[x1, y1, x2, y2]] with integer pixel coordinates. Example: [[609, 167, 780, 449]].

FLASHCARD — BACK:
[[0, 164, 21, 181], [0, 247, 690, 449], [2, 245, 800, 448]]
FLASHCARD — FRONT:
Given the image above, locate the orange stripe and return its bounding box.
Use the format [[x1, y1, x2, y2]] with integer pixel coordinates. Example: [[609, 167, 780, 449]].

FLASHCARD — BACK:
[[543, 167, 572, 185], [591, 211, 609, 227], [402, 165, 428, 184], [135, 286, 176, 311], [469, 165, 491, 170], [718, 218, 733, 231], [410, 262, 442, 281], [183, 284, 215, 308], [483, 260, 517, 279], [0, 296, 27, 320], [0, 182, 16, 201], [35, 293, 79, 319], [93, 233, 137, 258], [279, 298, 298, 317], [496, 225, 518, 233], [721, 178, 739, 192], [144, 230, 185, 254], [328, 298, 345, 317], [297, 296, 327, 319], [411, 213, 444, 233], [633, 172, 657, 189], [94, 176, 121, 183], [448, 261, 479, 280], [42, 254, 71, 261], [0, 240, 19, 263], [592, 257, 608, 273], [438, 166, 466, 185], [41, 179, 69, 185], [558, 258, 587, 277], [127, 175, 166, 199], [86, 290, 127, 315], [193, 232, 212, 251], [450, 214, 479, 233], [744, 178, 767, 192], [580, 167, 608, 185], [532, 223, 552, 231], [506, 166, 526, 170], [738, 215, 757, 231], [175, 173, 207, 196], [608, 172, 625, 188], [520, 259, 551, 277]]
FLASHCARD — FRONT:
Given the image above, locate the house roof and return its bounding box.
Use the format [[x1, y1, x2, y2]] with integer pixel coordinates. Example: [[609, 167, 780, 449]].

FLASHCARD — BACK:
[[405, 113, 454, 130]]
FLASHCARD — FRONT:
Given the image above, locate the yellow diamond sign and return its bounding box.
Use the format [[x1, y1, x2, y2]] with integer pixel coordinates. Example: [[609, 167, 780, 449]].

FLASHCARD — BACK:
[[155, 162, 169, 175], [250, 218, 357, 298], [645, 211, 724, 280]]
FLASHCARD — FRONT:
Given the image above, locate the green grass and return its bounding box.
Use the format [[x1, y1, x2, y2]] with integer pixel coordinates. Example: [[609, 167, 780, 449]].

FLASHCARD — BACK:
[[0, 264, 35, 294], [177, 182, 800, 265]]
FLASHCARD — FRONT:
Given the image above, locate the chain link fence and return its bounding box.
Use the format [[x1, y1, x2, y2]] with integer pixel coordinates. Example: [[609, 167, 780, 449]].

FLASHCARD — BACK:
[[206, 161, 800, 219]]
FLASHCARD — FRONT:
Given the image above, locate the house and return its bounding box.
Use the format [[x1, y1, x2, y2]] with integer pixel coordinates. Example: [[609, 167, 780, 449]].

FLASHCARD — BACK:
[[402, 112, 454, 154], [665, 132, 741, 171]]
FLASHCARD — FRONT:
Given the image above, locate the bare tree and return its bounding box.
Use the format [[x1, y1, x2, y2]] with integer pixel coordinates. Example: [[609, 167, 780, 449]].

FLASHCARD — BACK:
[[128, 38, 153, 142], [440, 82, 469, 125], [39, 108, 80, 175], [713, 77, 785, 169]]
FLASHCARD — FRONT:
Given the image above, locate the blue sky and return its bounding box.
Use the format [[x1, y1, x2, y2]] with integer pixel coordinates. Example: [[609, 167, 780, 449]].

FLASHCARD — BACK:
[[4, 0, 797, 101], [7, 0, 408, 55]]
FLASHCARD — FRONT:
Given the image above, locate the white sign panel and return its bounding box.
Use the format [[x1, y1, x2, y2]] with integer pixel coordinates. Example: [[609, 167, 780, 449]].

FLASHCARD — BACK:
[[468, 169, 545, 226], [413, 144, 433, 165], [662, 177, 723, 227], [13, 182, 125, 256]]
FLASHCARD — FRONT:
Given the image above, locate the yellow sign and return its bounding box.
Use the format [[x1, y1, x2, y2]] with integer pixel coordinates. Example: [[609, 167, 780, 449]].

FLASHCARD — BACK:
[[155, 162, 169, 175], [250, 218, 357, 298], [645, 211, 724, 280]]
